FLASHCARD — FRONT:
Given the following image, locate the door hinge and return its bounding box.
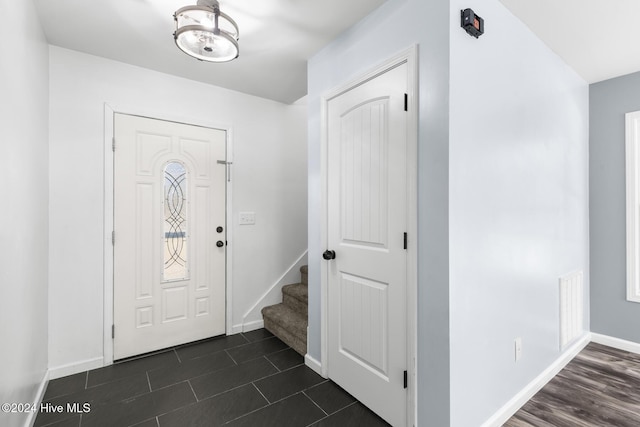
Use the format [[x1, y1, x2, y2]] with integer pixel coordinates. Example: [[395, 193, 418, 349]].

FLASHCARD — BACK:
[[112, 137, 115, 152], [404, 232, 408, 250], [403, 370, 408, 388], [112, 231, 115, 245], [404, 93, 408, 112], [112, 324, 115, 339]]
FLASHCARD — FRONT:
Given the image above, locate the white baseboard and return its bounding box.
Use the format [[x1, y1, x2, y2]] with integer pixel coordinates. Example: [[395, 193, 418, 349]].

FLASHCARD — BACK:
[[230, 320, 266, 335], [48, 356, 104, 380], [481, 333, 590, 427], [591, 333, 640, 354], [242, 320, 264, 333], [27, 370, 49, 427], [230, 324, 243, 335], [305, 354, 325, 378]]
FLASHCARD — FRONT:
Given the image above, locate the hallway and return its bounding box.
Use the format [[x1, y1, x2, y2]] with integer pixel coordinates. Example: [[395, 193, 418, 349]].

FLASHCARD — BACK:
[[35, 330, 389, 427]]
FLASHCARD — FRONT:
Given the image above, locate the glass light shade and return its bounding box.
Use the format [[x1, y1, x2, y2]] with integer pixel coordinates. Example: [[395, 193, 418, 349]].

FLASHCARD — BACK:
[[174, 5, 239, 62]]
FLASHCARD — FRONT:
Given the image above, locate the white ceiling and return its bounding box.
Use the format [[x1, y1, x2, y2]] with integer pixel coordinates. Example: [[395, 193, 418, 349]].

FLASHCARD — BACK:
[[35, 0, 640, 105], [499, 0, 640, 84], [34, 0, 386, 104]]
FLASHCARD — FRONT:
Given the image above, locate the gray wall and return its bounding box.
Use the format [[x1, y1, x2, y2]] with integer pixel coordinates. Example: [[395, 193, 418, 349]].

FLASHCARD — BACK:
[[590, 71, 640, 343], [307, 0, 451, 425], [309, 0, 590, 425], [449, 0, 589, 425]]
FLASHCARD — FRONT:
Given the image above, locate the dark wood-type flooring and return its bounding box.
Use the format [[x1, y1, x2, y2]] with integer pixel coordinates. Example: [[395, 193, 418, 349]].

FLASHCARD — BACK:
[[505, 342, 640, 426], [34, 329, 389, 427]]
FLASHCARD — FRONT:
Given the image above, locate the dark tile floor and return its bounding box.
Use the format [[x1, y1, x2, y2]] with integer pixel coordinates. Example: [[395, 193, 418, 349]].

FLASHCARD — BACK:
[[35, 329, 389, 427]]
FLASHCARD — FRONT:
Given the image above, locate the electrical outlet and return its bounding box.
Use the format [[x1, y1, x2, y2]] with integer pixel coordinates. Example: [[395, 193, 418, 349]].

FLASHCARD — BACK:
[[239, 211, 256, 225], [515, 337, 522, 362]]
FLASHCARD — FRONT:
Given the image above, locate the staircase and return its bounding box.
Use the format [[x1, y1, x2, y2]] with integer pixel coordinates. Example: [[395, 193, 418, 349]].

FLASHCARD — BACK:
[[261, 265, 308, 355]]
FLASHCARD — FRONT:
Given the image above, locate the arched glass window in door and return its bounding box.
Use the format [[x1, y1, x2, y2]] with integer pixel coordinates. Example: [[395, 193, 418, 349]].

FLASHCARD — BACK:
[[163, 162, 188, 281]]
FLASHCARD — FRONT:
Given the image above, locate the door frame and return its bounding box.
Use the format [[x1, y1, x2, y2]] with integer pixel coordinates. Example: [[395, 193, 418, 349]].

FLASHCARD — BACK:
[[319, 45, 418, 425], [102, 104, 234, 365]]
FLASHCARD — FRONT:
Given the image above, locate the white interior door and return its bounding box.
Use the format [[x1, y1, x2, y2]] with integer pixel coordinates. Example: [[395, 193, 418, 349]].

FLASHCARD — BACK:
[[326, 63, 408, 426], [113, 113, 226, 360]]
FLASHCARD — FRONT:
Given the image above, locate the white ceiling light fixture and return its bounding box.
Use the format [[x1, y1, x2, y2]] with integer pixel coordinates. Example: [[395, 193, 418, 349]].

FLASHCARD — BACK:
[[174, 0, 239, 62]]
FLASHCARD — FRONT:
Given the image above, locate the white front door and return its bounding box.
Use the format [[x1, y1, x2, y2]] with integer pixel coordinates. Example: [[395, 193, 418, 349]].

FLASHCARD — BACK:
[[113, 114, 227, 360], [326, 63, 408, 426]]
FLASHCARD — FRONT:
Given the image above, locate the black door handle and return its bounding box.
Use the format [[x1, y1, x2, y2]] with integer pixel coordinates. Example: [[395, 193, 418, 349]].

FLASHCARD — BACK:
[[322, 250, 336, 260], [216, 240, 224, 247]]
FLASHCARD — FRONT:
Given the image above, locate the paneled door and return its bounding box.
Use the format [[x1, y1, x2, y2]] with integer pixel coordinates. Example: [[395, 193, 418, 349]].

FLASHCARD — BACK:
[[113, 114, 226, 360], [326, 62, 408, 426]]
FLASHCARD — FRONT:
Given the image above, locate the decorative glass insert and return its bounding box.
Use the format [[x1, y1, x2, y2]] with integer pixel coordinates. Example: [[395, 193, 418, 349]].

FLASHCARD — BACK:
[[163, 162, 188, 281]]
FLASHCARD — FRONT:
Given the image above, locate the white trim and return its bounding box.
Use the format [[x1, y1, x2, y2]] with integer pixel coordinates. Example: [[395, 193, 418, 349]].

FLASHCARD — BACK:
[[591, 332, 640, 354], [27, 371, 49, 427], [231, 250, 308, 335], [241, 319, 265, 333], [230, 319, 265, 334], [103, 104, 115, 367], [319, 45, 418, 427], [320, 77, 330, 379], [305, 353, 325, 377], [103, 103, 234, 365], [224, 126, 235, 336], [405, 46, 419, 426], [241, 250, 308, 324], [229, 324, 244, 335], [49, 357, 105, 380], [626, 110, 640, 303], [481, 334, 590, 427]]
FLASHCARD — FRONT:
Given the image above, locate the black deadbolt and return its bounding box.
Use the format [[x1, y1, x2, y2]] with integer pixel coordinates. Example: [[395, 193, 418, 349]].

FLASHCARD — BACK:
[[322, 250, 336, 260], [216, 240, 224, 248], [216, 226, 224, 233]]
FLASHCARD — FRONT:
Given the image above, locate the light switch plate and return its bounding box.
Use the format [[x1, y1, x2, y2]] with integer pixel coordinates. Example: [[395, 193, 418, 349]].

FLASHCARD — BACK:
[[239, 212, 256, 225]]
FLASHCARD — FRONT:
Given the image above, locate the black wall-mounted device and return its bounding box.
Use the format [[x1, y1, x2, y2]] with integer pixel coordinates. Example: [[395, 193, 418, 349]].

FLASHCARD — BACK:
[[461, 8, 484, 38]]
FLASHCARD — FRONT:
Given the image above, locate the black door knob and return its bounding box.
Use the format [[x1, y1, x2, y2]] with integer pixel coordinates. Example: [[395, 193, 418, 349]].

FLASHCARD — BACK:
[[322, 250, 336, 260], [216, 240, 224, 247]]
